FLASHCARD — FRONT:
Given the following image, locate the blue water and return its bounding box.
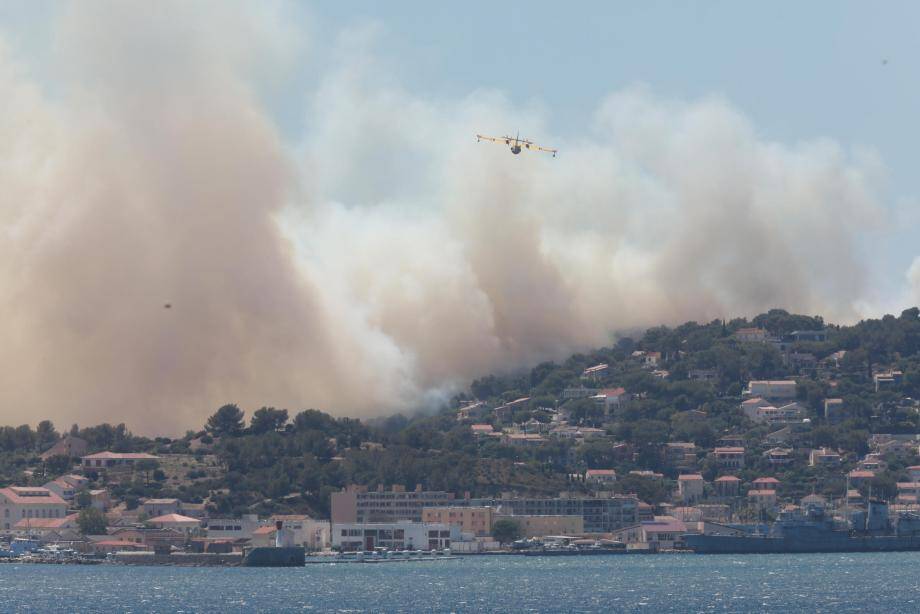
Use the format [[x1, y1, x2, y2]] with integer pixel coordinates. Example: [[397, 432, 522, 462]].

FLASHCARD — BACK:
[[0, 553, 917, 612]]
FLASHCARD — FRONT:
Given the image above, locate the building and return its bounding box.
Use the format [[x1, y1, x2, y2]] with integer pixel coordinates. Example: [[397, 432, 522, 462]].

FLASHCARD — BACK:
[[688, 369, 719, 382], [611, 517, 688, 550], [81, 451, 159, 470], [824, 398, 846, 422], [332, 522, 460, 552], [0, 487, 68, 531], [142, 498, 182, 518], [741, 397, 772, 421], [848, 470, 875, 487], [734, 328, 768, 343], [752, 477, 780, 491], [496, 515, 584, 538], [592, 387, 630, 414], [494, 397, 531, 422], [470, 424, 495, 437], [748, 490, 778, 509], [12, 513, 80, 540], [714, 476, 741, 498], [205, 514, 264, 541], [764, 448, 794, 466], [89, 489, 111, 512], [746, 380, 797, 401], [582, 363, 608, 380], [148, 513, 201, 532], [711, 447, 745, 470], [271, 515, 330, 551], [455, 494, 639, 533], [43, 478, 78, 502], [677, 474, 704, 504], [663, 443, 697, 470], [908, 466, 920, 483], [501, 433, 546, 447], [787, 330, 828, 343], [809, 448, 842, 467], [331, 485, 455, 524], [422, 507, 494, 537], [585, 469, 617, 485], [108, 527, 185, 549], [40, 435, 88, 461]]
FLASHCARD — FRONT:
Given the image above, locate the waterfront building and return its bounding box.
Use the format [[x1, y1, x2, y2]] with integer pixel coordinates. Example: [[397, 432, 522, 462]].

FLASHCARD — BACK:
[[331, 521, 459, 552], [205, 514, 264, 541], [331, 485, 455, 524], [495, 514, 583, 538], [269, 515, 330, 551], [611, 516, 688, 550], [0, 487, 68, 531], [455, 494, 639, 533], [421, 506, 493, 537]]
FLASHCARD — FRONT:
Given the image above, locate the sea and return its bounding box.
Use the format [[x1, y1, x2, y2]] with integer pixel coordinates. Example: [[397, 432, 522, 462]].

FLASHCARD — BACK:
[[0, 553, 917, 613]]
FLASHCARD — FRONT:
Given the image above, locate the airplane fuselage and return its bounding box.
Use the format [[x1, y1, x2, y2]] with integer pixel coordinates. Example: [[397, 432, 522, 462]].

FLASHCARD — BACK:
[[511, 145, 521, 154]]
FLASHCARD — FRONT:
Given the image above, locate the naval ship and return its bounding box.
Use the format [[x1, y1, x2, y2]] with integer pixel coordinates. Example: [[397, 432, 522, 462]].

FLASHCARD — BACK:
[[684, 500, 920, 554]]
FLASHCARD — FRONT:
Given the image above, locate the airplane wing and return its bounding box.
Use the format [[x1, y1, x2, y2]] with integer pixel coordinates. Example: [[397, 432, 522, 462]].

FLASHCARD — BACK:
[[476, 134, 513, 145], [521, 141, 558, 157]]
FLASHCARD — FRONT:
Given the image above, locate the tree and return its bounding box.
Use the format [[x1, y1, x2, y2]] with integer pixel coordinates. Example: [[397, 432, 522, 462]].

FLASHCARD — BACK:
[[136, 459, 160, 486], [44, 454, 72, 476], [491, 519, 522, 545], [206, 404, 245, 437], [36, 420, 58, 450], [77, 508, 107, 535], [250, 407, 289, 435], [75, 490, 92, 509]]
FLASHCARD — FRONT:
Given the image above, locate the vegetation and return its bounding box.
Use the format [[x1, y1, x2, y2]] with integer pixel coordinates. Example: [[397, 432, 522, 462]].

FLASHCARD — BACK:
[[1, 308, 919, 517]]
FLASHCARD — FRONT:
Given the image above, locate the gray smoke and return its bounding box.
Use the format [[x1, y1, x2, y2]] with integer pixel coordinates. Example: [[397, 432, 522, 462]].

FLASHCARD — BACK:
[[0, 3, 889, 433]]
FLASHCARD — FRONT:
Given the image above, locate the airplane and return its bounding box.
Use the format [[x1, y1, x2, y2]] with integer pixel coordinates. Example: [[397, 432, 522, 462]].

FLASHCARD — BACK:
[[476, 132, 557, 157]]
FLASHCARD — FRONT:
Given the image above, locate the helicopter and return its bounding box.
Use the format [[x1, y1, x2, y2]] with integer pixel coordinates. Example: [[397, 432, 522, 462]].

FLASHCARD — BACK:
[[476, 132, 557, 157]]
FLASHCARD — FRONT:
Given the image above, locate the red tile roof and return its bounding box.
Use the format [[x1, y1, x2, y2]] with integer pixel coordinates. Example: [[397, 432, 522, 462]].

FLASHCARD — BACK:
[[82, 452, 159, 460], [0, 487, 66, 505], [715, 476, 741, 482]]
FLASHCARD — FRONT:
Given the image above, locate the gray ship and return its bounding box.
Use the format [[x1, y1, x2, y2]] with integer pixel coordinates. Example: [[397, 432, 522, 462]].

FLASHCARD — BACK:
[[685, 500, 920, 554]]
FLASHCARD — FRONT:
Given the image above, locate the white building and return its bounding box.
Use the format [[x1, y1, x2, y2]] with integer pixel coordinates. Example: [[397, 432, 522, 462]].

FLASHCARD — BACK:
[[746, 380, 797, 401], [205, 514, 264, 541], [677, 474, 705, 504], [0, 487, 69, 532], [332, 521, 460, 552], [271, 515, 330, 551]]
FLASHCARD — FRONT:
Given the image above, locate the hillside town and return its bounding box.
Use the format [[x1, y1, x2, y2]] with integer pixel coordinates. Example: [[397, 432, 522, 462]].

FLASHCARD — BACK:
[[2, 309, 920, 559]]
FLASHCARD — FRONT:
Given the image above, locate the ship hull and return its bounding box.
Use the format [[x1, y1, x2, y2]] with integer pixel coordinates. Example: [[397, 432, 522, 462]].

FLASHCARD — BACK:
[[242, 546, 305, 567], [685, 533, 920, 554]]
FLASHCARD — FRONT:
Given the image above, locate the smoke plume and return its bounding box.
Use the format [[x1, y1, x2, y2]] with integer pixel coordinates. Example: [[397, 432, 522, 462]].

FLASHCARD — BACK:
[[0, 3, 890, 433]]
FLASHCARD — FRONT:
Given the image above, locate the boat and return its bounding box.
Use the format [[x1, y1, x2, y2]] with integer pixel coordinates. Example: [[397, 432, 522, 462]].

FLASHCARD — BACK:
[[685, 500, 920, 554]]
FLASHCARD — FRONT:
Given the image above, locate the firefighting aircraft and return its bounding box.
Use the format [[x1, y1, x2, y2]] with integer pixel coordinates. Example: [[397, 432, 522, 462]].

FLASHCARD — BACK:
[[476, 132, 557, 157]]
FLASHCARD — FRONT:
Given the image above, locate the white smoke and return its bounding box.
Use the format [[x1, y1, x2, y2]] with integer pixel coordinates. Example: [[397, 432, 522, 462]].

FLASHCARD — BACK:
[[0, 3, 898, 433]]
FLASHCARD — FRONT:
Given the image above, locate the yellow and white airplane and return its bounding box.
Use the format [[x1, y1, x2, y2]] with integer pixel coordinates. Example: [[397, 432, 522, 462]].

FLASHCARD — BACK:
[[476, 132, 557, 157]]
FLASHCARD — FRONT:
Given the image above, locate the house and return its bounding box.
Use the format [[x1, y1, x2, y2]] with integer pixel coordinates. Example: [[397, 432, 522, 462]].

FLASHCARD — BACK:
[[205, 514, 264, 541], [585, 469, 617, 485], [663, 443, 697, 470], [734, 328, 768, 343], [787, 330, 828, 343], [470, 424, 495, 437], [824, 398, 846, 422], [142, 498, 182, 518], [847, 470, 875, 486], [751, 477, 780, 491], [12, 513, 80, 540], [0, 487, 69, 532], [748, 490, 778, 509], [456, 402, 487, 422], [714, 476, 741, 498], [764, 448, 794, 466], [592, 387, 630, 414], [108, 527, 185, 549], [874, 371, 902, 392], [148, 513, 201, 532], [81, 451, 159, 470], [858, 453, 887, 472], [907, 466, 920, 483], [493, 397, 530, 422], [809, 448, 842, 467], [643, 352, 662, 368], [501, 433, 546, 447], [897, 483, 920, 504], [43, 478, 78, 502], [755, 402, 805, 425], [741, 397, 773, 421], [746, 380, 797, 401], [40, 435, 88, 461], [688, 369, 718, 383], [582, 364, 608, 380], [711, 447, 745, 469], [89, 489, 111, 512], [677, 474, 704, 504]]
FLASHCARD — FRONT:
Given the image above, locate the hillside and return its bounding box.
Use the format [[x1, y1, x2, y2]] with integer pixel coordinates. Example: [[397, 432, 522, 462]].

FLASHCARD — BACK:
[[3, 307, 920, 517]]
